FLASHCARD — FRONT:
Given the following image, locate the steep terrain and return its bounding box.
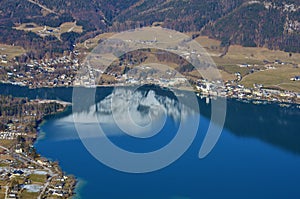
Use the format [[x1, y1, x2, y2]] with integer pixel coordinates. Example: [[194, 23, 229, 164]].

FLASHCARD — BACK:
[[110, 0, 247, 31], [0, 0, 299, 58], [204, 1, 300, 52]]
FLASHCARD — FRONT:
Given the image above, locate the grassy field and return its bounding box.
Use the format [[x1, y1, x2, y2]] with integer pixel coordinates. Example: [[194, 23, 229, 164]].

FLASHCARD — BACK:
[[14, 22, 83, 40], [195, 36, 300, 91], [20, 190, 39, 199], [76, 32, 115, 50], [59, 22, 83, 33], [226, 45, 300, 65], [195, 40, 299, 65], [0, 139, 17, 149], [0, 44, 26, 60], [77, 31, 300, 92], [195, 36, 300, 65], [29, 174, 47, 184], [217, 65, 251, 76], [212, 55, 264, 67], [194, 36, 224, 56], [241, 65, 300, 92], [0, 181, 6, 198], [0, 162, 8, 167]]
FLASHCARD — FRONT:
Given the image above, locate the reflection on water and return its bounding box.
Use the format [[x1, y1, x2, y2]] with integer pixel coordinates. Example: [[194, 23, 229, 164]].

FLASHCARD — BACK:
[[49, 87, 197, 142], [1, 82, 300, 156], [223, 100, 300, 155], [27, 85, 300, 199], [97, 88, 196, 138]]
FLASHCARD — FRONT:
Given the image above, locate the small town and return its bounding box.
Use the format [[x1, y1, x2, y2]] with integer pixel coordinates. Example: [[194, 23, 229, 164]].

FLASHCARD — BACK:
[[0, 52, 80, 88], [1, 56, 300, 107], [1, 38, 300, 107], [0, 96, 75, 199]]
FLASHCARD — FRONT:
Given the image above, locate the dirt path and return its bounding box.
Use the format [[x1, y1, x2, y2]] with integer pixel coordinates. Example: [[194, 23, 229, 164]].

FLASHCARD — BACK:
[[4, 184, 8, 199], [27, 0, 57, 15]]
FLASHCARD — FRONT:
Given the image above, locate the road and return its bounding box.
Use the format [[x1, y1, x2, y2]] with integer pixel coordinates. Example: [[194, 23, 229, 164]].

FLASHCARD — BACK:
[[11, 153, 57, 198], [4, 184, 8, 199], [26, 0, 57, 15], [0, 145, 9, 151], [0, 144, 57, 199]]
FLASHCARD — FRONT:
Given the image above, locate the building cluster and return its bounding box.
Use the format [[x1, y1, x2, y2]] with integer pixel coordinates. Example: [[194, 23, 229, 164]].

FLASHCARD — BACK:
[[1, 41, 299, 105], [196, 79, 300, 104], [120, 76, 188, 88], [0, 96, 76, 198], [0, 132, 26, 140], [74, 63, 190, 88], [1, 53, 80, 88], [0, 54, 8, 64], [0, 133, 74, 198], [0, 159, 73, 198], [45, 175, 72, 198]]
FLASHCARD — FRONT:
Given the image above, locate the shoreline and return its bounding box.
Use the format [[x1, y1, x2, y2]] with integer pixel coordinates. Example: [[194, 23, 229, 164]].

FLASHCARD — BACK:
[[0, 95, 77, 198], [1, 82, 298, 198], [34, 103, 78, 198], [35, 104, 89, 199], [1, 81, 300, 106], [72, 178, 87, 199]]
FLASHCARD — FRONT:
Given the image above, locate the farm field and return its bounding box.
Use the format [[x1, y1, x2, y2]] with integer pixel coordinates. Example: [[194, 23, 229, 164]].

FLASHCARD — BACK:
[[14, 22, 83, 40]]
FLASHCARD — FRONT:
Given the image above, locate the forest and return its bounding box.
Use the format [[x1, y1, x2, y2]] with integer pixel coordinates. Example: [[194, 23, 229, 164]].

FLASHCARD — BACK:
[[0, 0, 299, 59]]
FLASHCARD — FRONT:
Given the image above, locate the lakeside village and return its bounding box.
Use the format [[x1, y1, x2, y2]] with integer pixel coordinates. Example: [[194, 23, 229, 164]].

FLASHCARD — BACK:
[[80, 68, 300, 106], [1, 49, 300, 106], [195, 78, 300, 106], [0, 46, 299, 199], [0, 96, 75, 199]]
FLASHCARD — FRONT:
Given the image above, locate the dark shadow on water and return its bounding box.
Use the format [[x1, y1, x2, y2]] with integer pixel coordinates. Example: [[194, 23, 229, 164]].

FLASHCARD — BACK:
[[1, 83, 300, 156], [224, 99, 300, 156]]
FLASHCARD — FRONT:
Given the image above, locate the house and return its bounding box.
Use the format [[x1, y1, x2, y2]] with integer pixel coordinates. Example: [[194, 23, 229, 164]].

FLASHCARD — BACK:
[[243, 88, 252, 94], [37, 159, 47, 166], [11, 184, 20, 193], [290, 76, 300, 81], [12, 170, 24, 176], [253, 91, 263, 97], [263, 60, 271, 64], [280, 92, 293, 97], [239, 64, 249, 68], [8, 193, 17, 199], [53, 190, 64, 197], [15, 148, 23, 154], [55, 183, 64, 189]]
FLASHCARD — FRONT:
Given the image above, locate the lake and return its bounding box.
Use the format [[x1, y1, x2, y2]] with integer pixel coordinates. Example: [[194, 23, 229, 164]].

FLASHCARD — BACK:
[[1, 83, 300, 199]]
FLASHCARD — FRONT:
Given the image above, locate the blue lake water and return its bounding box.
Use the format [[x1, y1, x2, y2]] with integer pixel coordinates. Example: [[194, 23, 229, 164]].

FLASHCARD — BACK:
[[1, 83, 299, 199], [33, 86, 300, 199]]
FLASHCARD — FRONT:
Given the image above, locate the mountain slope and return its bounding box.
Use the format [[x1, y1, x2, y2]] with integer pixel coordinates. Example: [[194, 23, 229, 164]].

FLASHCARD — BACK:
[[0, 0, 299, 58], [204, 1, 300, 52], [111, 0, 247, 31]]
